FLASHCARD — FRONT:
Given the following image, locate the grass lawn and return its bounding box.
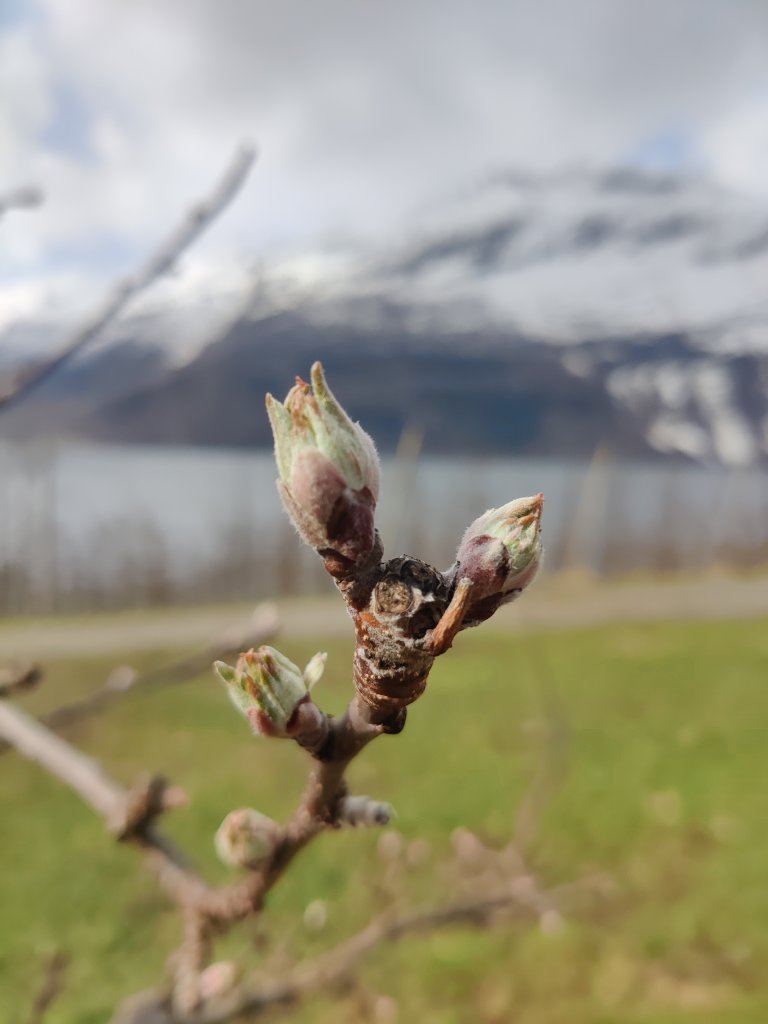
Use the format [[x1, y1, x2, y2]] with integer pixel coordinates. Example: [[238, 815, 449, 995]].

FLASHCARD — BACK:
[[1, 616, 767, 1023]]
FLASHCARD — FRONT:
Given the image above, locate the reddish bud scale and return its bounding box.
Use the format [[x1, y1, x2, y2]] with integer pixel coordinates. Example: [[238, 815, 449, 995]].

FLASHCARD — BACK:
[[454, 493, 544, 624], [266, 362, 381, 570]]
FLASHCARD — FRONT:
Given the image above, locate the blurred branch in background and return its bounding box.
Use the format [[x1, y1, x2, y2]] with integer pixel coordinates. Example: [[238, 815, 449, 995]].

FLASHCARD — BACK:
[[0, 602, 279, 758], [114, 878, 592, 1024], [0, 661, 42, 697], [26, 950, 69, 1024], [0, 145, 256, 415]]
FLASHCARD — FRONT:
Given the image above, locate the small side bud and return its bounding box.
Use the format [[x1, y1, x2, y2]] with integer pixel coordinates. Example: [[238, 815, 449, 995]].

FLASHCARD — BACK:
[[266, 361, 380, 567], [214, 808, 280, 869], [198, 961, 238, 1002], [302, 650, 327, 688], [303, 898, 329, 932], [339, 794, 395, 828], [214, 645, 325, 738], [454, 493, 543, 625]]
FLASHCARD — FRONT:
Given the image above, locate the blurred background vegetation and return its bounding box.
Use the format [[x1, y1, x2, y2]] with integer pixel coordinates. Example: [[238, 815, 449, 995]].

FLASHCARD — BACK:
[[2, 614, 767, 1022]]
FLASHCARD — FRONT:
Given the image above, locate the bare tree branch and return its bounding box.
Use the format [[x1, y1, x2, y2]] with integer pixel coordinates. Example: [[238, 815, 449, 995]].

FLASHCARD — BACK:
[[0, 146, 255, 414], [0, 697, 126, 817], [112, 876, 591, 1024], [0, 695, 215, 906], [0, 595, 567, 1024], [0, 649, 392, 913], [0, 642, 438, 1010], [0, 602, 278, 758], [1, 360, 552, 1022], [26, 950, 69, 1024], [0, 662, 43, 697]]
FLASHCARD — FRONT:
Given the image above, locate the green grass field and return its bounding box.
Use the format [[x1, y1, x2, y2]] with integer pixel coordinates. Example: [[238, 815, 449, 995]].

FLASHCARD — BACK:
[[1, 616, 767, 1023]]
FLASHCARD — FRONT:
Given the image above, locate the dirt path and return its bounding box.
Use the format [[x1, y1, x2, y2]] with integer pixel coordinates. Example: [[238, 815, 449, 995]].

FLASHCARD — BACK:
[[0, 573, 766, 660]]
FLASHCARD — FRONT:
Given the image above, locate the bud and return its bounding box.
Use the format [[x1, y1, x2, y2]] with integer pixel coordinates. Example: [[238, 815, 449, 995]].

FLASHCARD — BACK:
[[214, 645, 326, 737], [214, 807, 280, 869], [265, 361, 380, 565], [454, 493, 543, 624], [198, 961, 238, 1002], [339, 794, 394, 827], [303, 898, 329, 932]]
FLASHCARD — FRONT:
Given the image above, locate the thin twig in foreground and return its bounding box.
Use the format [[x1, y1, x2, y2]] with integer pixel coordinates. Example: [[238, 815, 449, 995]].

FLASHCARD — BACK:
[[0, 146, 255, 414]]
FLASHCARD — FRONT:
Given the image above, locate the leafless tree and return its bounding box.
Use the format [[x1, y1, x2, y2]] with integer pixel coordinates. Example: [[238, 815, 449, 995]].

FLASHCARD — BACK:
[[0, 362, 597, 1023]]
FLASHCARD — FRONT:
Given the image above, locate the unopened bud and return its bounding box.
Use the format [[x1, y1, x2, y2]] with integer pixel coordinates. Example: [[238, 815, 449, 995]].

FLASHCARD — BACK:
[[339, 794, 394, 827], [454, 493, 543, 624], [198, 961, 238, 1001], [214, 645, 325, 737], [266, 361, 380, 566], [303, 898, 329, 932], [215, 808, 280, 869]]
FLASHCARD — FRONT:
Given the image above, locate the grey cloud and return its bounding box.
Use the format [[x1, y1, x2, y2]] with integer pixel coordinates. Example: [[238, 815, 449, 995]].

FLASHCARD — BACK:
[[598, 168, 683, 195], [83, 0, 768, 203], [4, 0, 768, 325]]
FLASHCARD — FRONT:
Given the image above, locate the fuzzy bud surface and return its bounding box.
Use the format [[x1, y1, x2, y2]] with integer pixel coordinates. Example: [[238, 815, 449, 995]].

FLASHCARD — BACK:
[[265, 361, 380, 566], [454, 493, 543, 624], [214, 645, 326, 737], [214, 808, 280, 869]]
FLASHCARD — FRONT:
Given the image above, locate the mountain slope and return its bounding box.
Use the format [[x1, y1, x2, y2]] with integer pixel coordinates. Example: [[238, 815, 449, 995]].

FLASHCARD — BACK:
[[2, 166, 767, 464]]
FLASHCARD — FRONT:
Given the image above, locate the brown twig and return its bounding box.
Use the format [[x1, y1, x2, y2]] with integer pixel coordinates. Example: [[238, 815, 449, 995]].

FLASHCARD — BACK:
[[0, 697, 214, 906], [112, 876, 589, 1024], [0, 146, 255, 414], [27, 950, 69, 1024], [0, 661, 393, 928], [0, 698, 127, 818], [0, 662, 43, 697]]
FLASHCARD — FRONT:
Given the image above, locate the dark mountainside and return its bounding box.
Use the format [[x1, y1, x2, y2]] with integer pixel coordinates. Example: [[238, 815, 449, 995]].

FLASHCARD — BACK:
[[1, 309, 764, 465], [74, 315, 638, 456]]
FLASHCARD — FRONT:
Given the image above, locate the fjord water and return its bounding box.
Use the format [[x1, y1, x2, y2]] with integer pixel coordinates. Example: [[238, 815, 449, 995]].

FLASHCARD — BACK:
[[0, 441, 765, 611]]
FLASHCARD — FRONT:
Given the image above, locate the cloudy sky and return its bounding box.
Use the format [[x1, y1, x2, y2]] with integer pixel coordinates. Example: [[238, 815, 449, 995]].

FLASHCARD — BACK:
[[2, 0, 768, 337]]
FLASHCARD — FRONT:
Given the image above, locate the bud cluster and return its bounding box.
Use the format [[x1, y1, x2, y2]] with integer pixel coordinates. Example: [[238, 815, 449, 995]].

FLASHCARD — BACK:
[[216, 363, 543, 731]]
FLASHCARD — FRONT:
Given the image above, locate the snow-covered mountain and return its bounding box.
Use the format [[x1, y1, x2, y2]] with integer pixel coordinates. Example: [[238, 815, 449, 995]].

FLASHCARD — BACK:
[[374, 165, 768, 344], [2, 166, 767, 465]]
